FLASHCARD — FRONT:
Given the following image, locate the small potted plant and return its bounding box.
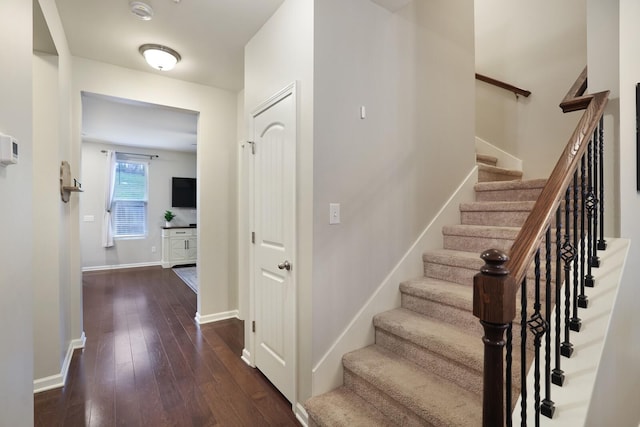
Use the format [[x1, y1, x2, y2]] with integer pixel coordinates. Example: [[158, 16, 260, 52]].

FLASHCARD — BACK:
[[164, 210, 176, 227]]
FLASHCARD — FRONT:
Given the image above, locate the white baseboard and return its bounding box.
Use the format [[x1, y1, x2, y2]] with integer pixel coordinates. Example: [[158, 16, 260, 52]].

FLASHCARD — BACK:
[[34, 332, 86, 394], [82, 261, 162, 272], [311, 167, 479, 396], [241, 348, 254, 367], [295, 402, 309, 426], [195, 310, 239, 325]]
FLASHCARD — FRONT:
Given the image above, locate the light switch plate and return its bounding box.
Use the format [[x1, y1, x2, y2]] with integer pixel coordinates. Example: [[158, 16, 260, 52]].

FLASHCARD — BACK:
[[329, 203, 340, 225]]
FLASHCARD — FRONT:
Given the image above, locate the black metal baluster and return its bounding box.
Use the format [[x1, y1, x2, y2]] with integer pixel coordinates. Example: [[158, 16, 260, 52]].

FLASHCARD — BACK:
[[578, 155, 588, 308], [590, 125, 601, 268], [597, 117, 607, 251], [521, 277, 528, 427], [570, 172, 582, 332], [541, 228, 555, 418], [585, 138, 597, 287], [553, 207, 566, 384], [561, 185, 575, 357], [506, 323, 513, 427], [529, 251, 546, 426]]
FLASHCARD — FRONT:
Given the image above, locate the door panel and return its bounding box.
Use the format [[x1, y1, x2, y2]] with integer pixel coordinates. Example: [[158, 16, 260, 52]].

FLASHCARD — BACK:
[[252, 86, 296, 404]]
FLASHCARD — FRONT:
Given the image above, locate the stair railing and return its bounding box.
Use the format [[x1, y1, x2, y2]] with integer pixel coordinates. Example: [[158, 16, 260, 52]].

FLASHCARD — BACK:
[[473, 67, 609, 427], [476, 73, 532, 99]]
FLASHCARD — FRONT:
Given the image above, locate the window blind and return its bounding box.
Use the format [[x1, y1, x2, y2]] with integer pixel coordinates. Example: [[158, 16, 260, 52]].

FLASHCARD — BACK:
[[112, 160, 148, 238]]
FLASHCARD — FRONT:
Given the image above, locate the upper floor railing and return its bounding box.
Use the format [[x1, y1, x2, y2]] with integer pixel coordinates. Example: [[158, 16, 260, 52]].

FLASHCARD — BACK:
[[473, 67, 610, 426]]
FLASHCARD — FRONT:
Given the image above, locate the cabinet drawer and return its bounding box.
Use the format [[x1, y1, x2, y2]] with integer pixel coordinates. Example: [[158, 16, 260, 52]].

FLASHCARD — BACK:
[[169, 228, 195, 237]]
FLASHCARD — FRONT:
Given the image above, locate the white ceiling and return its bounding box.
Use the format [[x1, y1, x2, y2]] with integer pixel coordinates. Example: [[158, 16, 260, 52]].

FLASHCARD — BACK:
[[81, 92, 199, 153], [52, 0, 284, 153], [55, 0, 284, 91]]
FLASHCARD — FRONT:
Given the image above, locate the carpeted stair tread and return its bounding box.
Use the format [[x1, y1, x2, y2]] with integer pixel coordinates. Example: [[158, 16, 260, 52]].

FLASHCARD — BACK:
[[423, 248, 558, 287], [477, 163, 523, 182], [305, 386, 395, 427], [374, 308, 483, 372], [474, 179, 547, 202], [475, 178, 547, 192], [400, 277, 472, 312], [460, 201, 536, 227], [343, 345, 482, 426], [423, 249, 484, 269], [442, 224, 559, 256], [443, 224, 520, 238], [400, 275, 552, 315], [476, 153, 498, 166], [442, 224, 518, 253], [460, 200, 536, 212]]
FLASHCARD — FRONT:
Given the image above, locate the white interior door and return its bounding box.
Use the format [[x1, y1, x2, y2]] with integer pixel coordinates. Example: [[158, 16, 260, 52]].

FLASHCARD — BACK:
[[251, 83, 296, 404]]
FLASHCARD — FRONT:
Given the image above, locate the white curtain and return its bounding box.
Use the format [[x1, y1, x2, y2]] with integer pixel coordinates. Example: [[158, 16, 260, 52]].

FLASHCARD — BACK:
[[101, 150, 116, 248]]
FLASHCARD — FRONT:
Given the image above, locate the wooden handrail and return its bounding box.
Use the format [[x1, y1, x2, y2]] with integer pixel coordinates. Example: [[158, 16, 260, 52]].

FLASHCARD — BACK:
[[475, 73, 532, 98], [559, 66, 590, 113], [506, 87, 608, 286]]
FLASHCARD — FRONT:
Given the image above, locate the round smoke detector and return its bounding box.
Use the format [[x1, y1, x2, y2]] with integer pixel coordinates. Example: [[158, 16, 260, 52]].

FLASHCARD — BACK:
[[130, 1, 154, 21]]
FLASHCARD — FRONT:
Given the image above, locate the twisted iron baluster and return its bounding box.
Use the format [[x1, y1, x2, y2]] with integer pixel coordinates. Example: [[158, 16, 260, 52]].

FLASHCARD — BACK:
[[597, 117, 607, 251], [521, 277, 528, 427], [553, 207, 566, 384], [585, 137, 597, 288], [578, 155, 588, 308], [561, 185, 575, 356], [570, 171, 582, 332], [541, 228, 555, 418], [590, 123, 601, 268], [529, 251, 547, 426]]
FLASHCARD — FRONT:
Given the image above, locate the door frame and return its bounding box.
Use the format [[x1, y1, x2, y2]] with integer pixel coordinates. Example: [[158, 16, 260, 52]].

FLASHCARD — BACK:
[[245, 81, 298, 406]]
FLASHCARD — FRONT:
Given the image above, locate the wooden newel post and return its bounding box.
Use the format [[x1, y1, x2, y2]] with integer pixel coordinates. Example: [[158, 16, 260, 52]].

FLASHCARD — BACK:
[[473, 249, 516, 427]]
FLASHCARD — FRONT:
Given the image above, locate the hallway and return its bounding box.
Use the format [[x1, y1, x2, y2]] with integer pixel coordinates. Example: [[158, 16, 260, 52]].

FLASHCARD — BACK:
[[34, 267, 299, 426]]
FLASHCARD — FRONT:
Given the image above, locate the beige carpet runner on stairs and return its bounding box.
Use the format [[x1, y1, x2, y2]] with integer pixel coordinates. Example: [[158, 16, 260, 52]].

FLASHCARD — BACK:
[[305, 154, 546, 426]]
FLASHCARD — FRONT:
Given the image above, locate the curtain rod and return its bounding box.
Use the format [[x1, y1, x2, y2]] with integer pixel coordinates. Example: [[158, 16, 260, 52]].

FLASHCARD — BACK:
[[100, 150, 159, 159]]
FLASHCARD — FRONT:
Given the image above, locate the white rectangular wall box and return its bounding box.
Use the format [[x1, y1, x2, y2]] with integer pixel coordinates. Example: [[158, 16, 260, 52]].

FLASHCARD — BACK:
[[329, 203, 341, 224], [0, 133, 18, 166]]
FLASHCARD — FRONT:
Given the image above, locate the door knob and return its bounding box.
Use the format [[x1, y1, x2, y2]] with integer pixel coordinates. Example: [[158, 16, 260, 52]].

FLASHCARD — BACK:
[[277, 260, 291, 271]]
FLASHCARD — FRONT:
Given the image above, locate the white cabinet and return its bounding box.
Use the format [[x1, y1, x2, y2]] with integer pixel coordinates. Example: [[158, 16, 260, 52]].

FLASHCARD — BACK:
[[162, 227, 197, 268]]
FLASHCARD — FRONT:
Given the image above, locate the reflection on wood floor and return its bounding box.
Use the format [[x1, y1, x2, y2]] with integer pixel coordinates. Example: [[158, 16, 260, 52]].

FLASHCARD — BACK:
[[34, 266, 299, 426]]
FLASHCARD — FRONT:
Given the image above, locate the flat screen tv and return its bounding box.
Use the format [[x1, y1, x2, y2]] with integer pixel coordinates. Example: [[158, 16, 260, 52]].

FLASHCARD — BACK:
[[172, 177, 196, 208]]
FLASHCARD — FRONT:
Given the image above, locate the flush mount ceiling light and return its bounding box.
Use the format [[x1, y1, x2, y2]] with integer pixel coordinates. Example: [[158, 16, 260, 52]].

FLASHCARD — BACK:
[[129, 1, 154, 20], [139, 44, 181, 71]]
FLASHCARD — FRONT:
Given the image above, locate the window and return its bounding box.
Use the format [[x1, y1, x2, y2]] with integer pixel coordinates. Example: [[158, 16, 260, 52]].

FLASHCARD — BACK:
[[112, 160, 148, 238]]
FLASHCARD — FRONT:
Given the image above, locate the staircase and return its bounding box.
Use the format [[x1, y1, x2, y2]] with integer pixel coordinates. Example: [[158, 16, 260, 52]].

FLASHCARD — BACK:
[[305, 155, 546, 426]]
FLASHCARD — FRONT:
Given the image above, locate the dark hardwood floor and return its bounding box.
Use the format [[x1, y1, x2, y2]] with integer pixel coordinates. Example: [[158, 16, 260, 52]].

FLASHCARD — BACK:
[[34, 266, 300, 426]]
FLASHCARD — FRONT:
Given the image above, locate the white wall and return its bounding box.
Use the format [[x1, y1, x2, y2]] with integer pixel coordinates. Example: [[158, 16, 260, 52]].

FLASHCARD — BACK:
[[80, 141, 197, 269], [584, 1, 640, 425], [312, 0, 475, 368], [31, 0, 84, 391], [0, 0, 33, 424], [244, 0, 315, 406], [475, 0, 587, 179], [33, 52, 63, 380], [72, 57, 238, 320]]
